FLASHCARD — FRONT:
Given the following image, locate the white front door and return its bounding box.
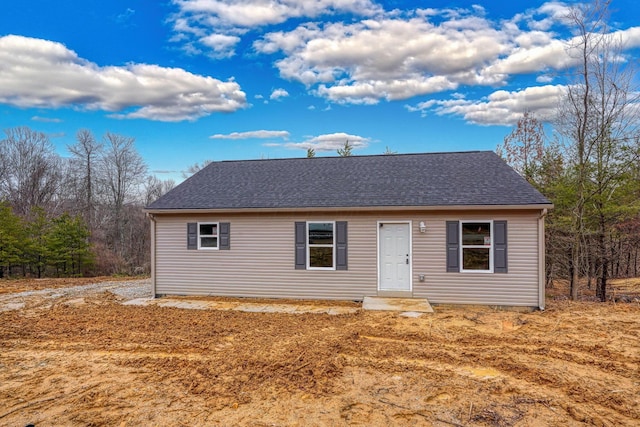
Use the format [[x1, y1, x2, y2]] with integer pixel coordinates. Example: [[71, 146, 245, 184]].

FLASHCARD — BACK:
[[378, 222, 411, 292]]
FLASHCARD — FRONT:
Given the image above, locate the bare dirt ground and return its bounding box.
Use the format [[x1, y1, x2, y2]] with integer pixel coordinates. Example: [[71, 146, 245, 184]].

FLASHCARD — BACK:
[[1, 278, 639, 426]]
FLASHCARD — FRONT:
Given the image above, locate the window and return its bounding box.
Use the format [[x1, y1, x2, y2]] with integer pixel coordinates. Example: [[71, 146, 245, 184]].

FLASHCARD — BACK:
[[187, 222, 230, 250], [307, 222, 335, 269], [460, 221, 492, 272], [446, 220, 507, 274], [295, 221, 347, 270], [198, 222, 218, 249]]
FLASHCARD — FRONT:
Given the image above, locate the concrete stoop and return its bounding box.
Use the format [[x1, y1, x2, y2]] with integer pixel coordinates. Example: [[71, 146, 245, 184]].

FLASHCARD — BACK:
[[362, 296, 434, 314]]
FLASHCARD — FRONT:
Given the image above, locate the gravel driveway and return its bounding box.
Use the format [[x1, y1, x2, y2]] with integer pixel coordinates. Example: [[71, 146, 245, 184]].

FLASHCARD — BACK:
[[0, 278, 152, 312], [0, 279, 361, 315]]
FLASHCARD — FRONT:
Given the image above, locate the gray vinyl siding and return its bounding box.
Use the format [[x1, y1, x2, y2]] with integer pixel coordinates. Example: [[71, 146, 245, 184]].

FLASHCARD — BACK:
[[154, 213, 378, 300], [153, 210, 542, 306], [412, 212, 541, 306]]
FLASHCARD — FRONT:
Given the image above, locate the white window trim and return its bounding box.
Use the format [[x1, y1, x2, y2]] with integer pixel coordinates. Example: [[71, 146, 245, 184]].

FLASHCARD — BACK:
[[459, 220, 493, 273], [306, 221, 336, 270], [197, 221, 219, 250]]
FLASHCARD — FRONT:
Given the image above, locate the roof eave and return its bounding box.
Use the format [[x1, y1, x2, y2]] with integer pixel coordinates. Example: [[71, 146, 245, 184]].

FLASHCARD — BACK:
[[145, 203, 554, 215]]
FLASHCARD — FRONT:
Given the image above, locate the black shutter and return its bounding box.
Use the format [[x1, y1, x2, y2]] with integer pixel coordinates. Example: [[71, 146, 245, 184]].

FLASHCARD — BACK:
[[493, 220, 508, 273], [187, 222, 197, 250], [219, 222, 230, 250], [446, 221, 459, 272], [336, 221, 348, 270], [294, 222, 306, 269]]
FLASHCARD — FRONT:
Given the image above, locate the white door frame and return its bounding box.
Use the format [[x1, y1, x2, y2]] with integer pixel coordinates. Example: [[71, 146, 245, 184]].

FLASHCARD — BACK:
[[376, 220, 412, 294]]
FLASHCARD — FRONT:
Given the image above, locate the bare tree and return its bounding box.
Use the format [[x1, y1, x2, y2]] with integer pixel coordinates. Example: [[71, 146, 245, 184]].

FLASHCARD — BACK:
[[67, 129, 103, 227], [0, 146, 8, 201], [555, 0, 640, 300], [588, 31, 639, 301], [181, 159, 213, 179], [498, 111, 546, 183], [0, 126, 62, 216], [143, 175, 176, 206], [98, 132, 147, 260]]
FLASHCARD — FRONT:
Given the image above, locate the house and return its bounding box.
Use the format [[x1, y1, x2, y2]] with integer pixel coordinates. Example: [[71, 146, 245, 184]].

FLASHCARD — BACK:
[[145, 151, 553, 309]]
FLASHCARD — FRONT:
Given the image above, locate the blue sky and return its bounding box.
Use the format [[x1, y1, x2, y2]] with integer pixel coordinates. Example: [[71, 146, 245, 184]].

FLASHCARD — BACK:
[[1, 1, 639, 182]]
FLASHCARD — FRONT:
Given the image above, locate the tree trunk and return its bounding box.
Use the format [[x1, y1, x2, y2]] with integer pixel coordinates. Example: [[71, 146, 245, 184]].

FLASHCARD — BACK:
[[596, 213, 608, 302], [571, 239, 580, 300], [617, 240, 621, 277], [598, 260, 608, 302]]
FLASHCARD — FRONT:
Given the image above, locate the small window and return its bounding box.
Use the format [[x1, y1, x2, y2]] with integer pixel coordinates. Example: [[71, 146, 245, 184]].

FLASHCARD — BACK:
[[198, 222, 218, 249], [308, 222, 334, 269], [460, 221, 492, 272]]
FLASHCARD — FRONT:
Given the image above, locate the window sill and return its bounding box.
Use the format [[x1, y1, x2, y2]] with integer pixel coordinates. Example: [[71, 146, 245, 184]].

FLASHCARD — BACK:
[[460, 269, 494, 273]]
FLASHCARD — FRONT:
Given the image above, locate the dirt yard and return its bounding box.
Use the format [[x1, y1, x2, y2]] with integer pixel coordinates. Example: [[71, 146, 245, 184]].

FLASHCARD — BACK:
[[1, 278, 639, 426]]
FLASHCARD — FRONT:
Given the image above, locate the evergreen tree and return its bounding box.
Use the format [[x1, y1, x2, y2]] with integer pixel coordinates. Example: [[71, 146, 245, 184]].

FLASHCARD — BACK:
[[0, 203, 25, 278], [46, 213, 93, 276], [25, 207, 50, 278], [337, 140, 353, 157]]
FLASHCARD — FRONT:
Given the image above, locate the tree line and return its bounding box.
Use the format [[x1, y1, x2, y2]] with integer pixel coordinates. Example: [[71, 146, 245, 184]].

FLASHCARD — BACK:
[[498, 0, 640, 301], [0, 127, 175, 277]]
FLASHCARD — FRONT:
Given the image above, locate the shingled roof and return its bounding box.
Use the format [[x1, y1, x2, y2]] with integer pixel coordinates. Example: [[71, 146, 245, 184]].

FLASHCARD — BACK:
[[146, 151, 552, 211]]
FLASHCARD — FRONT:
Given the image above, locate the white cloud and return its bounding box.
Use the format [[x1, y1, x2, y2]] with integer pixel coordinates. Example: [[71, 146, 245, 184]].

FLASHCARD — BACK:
[[253, 4, 640, 105], [613, 26, 640, 50], [536, 74, 555, 83], [209, 130, 290, 139], [254, 13, 514, 104], [200, 33, 242, 58], [174, 0, 382, 27], [315, 75, 459, 104], [31, 116, 63, 123], [488, 25, 640, 78], [533, 2, 575, 29], [0, 35, 247, 122], [485, 38, 571, 75], [285, 132, 369, 152], [167, 1, 640, 111], [170, 0, 382, 56], [116, 8, 136, 24], [508, 2, 574, 32], [256, 16, 510, 102], [270, 88, 289, 100], [407, 85, 566, 125]]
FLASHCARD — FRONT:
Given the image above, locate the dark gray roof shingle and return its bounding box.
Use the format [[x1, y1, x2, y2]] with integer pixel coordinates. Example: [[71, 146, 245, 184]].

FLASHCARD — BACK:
[[146, 151, 551, 210]]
